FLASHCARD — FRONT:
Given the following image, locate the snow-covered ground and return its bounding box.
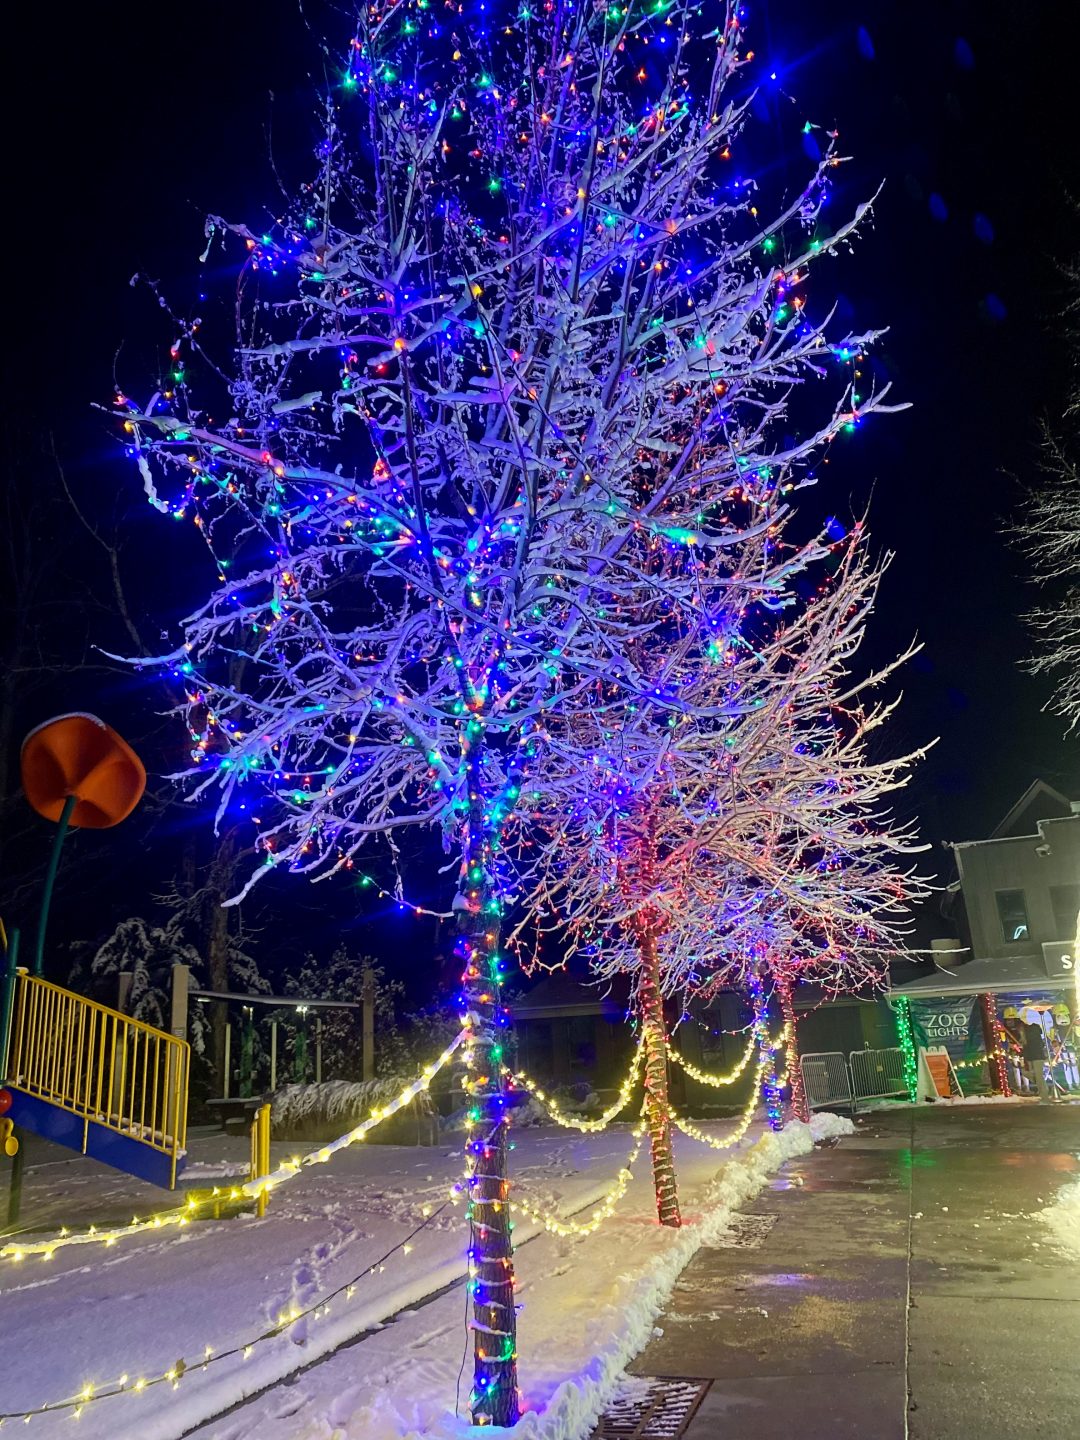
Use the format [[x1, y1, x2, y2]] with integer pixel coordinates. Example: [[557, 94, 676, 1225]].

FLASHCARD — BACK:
[[0, 1112, 850, 1439], [1037, 1177, 1080, 1259]]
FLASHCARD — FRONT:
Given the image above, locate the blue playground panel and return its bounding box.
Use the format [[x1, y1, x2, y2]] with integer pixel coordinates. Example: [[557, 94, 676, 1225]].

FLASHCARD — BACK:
[[3, 1086, 185, 1190]]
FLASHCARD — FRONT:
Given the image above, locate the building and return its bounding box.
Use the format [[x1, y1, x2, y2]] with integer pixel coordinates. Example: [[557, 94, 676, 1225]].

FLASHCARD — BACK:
[[511, 971, 897, 1114], [951, 780, 1079, 976], [894, 780, 1079, 1095], [511, 971, 635, 1095]]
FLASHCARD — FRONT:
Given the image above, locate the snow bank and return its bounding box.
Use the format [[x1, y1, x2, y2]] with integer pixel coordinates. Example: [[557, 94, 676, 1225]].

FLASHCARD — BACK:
[[866, 1094, 1035, 1111], [308, 1112, 853, 1440], [1036, 1178, 1080, 1258], [504, 1112, 853, 1440], [928, 1094, 1035, 1107]]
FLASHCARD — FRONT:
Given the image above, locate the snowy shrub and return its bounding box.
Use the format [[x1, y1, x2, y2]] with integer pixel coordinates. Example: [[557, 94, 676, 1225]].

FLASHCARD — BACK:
[[271, 1076, 436, 1143]]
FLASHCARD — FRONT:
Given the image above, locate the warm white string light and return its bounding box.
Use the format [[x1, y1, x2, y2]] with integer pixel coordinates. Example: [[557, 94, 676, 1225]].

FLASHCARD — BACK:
[[501, 1042, 644, 1132], [242, 1028, 466, 1199], [0, 1200, 450, 1427], [510, 1125, 646, 1237], [508, 1030, 787, 1236], [667, 1030, 789, 1151], [664, 1033, 756, 1088], [1, 1028, 467, 1264]]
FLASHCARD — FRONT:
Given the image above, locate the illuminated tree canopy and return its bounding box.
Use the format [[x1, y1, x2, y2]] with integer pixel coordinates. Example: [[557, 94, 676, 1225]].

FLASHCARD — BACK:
[[117, 0, 910, 1421]]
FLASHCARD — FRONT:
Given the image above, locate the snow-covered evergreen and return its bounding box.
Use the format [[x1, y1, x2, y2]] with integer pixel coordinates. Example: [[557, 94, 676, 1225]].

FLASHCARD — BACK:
[[86, 915, 202, 1042]]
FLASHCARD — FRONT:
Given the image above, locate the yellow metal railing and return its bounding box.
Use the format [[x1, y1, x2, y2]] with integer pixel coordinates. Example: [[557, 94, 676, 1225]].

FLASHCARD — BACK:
[[3, 972, 190, 1187]]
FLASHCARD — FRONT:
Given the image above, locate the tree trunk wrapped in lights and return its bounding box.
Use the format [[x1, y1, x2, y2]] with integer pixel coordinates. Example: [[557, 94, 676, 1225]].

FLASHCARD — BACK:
[[456, 741, 521, 1421], [748, 963, 783, 1132], [115, 2, 911, 1419], [776, 974, 811, 1123], [637, 920, 681, 1227], [980, 991, 1012, 1097], [893, 997, 920, 1103]]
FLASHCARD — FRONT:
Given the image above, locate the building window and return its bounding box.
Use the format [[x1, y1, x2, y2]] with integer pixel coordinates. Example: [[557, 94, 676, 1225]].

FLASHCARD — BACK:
[[1050, 884, 1080, 943], [995, 889, 1030, 943]]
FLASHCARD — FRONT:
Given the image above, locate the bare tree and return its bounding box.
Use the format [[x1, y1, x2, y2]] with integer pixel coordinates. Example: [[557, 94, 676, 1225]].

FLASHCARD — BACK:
[[1015, 261, 1080, 727]]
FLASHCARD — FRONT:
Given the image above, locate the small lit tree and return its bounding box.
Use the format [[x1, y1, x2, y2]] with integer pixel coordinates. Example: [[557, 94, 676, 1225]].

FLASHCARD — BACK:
[[512, 531, 929, 1215]]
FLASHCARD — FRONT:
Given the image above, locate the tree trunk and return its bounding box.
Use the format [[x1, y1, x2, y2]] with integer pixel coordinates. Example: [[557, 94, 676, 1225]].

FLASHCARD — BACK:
[[777, 975, 810, 1123], [459, 749, 519, 1427], [206, 830, 238, 1094], [979, 992, 1011, 1096], [750, 964, 783, 1131], [638, 923, 681, 1227]]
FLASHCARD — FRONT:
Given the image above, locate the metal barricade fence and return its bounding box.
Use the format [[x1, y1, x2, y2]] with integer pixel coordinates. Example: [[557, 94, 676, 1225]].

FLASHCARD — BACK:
[[849, 1046, 908, 1102], [799, 1052, 854, 1114]]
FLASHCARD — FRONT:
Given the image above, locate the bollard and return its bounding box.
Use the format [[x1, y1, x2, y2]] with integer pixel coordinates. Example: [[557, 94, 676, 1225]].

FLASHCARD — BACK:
[[249, 1103, 272, 1218]]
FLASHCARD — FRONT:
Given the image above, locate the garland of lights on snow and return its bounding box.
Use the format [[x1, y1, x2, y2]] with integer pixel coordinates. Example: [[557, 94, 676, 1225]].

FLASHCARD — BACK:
[[511, 1124, 646, 1237], [1, 1018, 793, 1424], [1, 1030, 465, 1264], [0, 1200, 452, 1428]]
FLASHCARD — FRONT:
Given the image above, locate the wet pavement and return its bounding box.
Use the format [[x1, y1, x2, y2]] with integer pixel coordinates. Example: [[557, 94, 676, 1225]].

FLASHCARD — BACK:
[[628, 1103, 1080, 1438]]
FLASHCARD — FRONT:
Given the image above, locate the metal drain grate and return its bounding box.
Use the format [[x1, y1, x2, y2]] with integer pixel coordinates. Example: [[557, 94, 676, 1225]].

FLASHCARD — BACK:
[[591, 1377, 711, 1439], [705, 1212, 777, 1250]]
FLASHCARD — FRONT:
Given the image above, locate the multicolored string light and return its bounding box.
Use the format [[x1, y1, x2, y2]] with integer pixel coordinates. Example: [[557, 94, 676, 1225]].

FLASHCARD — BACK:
[[113, 0, 923, 1420]]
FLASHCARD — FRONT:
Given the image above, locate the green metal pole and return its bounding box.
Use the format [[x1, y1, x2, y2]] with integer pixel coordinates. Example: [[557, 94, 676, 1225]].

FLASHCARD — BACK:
[[0, 929, 20, 1080], [240, 1008, 254, 1098], [34, 793, 77, 977]]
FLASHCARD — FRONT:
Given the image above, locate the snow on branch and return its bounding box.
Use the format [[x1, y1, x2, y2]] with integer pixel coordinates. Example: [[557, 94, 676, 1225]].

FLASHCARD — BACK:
[[507, 526, 932, 1002], [116, 1, 894, 912]]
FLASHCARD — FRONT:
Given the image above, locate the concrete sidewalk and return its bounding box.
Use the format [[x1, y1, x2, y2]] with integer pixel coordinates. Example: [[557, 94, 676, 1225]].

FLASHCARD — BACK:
[[627, 1103, 1079, 1439]]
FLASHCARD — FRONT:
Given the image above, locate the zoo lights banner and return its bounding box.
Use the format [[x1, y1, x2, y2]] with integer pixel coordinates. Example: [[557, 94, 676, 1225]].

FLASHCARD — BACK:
[[908, 997, 982, 1063]]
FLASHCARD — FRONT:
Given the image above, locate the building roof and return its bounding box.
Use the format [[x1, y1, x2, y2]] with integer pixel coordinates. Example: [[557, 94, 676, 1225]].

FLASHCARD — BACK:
[[790, 981, 884, 1011], [892, 956, 1074, 999], [989, 779, 1073, 840], [511, 971, 630, 1020]]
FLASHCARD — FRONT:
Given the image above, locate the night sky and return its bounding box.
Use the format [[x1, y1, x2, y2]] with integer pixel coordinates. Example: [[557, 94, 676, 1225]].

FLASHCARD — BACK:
[[3, 1, 1078, 962]]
